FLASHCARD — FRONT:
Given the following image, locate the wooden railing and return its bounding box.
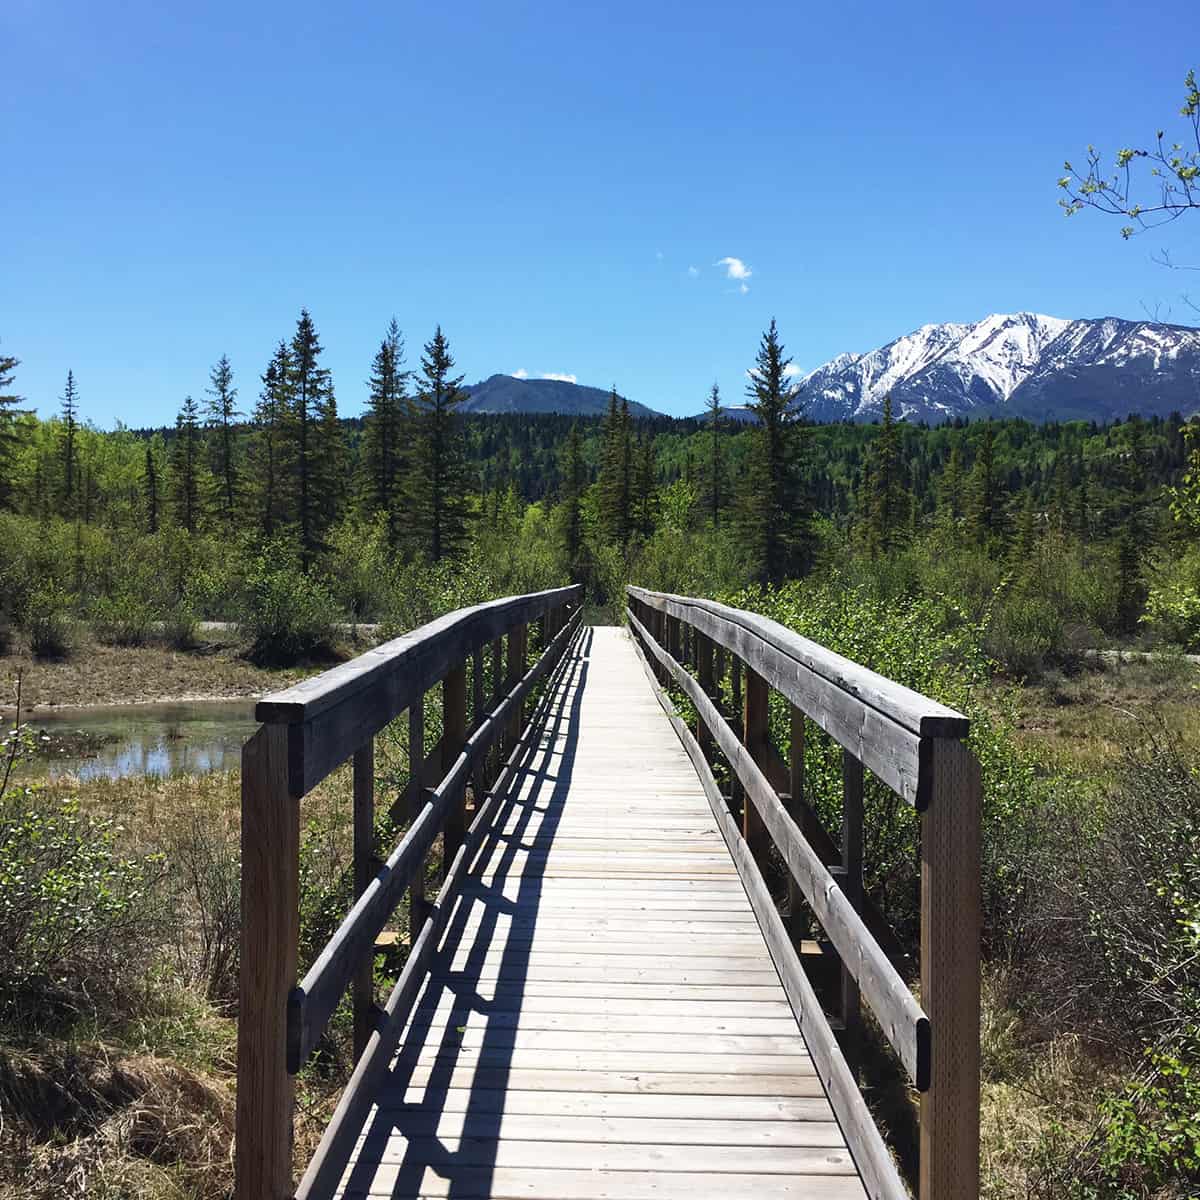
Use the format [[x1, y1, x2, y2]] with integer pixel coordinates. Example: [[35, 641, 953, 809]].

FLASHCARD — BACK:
[[626, 585, 981, 1200], [235, 584, 584, 1200]]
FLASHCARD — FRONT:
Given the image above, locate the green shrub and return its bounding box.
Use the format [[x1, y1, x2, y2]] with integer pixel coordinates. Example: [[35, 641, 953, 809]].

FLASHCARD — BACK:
[[25, 584, 75, 660], [161, 602, 200, 650], [90, 592, 154, 647], [241, 551, 339, 666], [0, 789, 165, 1018]]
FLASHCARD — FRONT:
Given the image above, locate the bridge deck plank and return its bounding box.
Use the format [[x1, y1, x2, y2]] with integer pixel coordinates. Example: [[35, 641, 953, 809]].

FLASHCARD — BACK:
[[334, 626, 867, 1200]]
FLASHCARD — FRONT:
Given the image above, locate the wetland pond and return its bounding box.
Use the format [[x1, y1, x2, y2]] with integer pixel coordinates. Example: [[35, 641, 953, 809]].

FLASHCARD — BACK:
[[10, 700, 259, 781]]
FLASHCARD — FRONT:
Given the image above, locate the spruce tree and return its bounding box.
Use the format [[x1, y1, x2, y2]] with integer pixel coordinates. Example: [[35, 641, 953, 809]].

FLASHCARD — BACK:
[[289, 309, 335, 568], [864, 394, 908, 555], [560, 421, 586, 576], [171, 395, 203, 534], [205, 354, 240, 525], [965, 425, 1003, 545], [598, 387, 633, 546], [738, 319, 809, 582], [938, 441, 965, 522], [60, 370, 80, 514], [0, 347, 25, 510], [143, 441, 160, 534], [1114, 527, 1145, 634], [703, 382, 724, 526], [250, 342, 294, 536], [363, 318, 409, 545], [634, 434, 657, 538], [411, 326, 470, 562]]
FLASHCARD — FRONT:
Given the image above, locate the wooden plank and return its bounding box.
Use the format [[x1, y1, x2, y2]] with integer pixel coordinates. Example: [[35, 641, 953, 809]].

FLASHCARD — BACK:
[[628, 608, 930, 1086], [441, 662, 467, 871], [234, 723, 296, 1200], [352, 739, 375, 1060], [406, 1010, 804, 1036], [345, 1165, 867, 1199], [841, 748, 864, 1074], [628, 625, 912, 1200]]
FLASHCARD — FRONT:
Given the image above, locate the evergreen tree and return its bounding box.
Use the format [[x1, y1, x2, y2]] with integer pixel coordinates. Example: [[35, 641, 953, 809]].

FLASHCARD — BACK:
[[60, 370, 80, 513], [965, 425, 1004, 545], [560, 422, 586, 576], [205, 354, 240, 525], [411, 326, 470, 562], [363, 318, 409, 545], [1011, 491, 1036, 563], [0, 347, 25, 510], [143, 441, 159, 534], [633, 434, 657, 537], [598, 388, 633, 546], [250, 342, 293, 536], [703, 382, 725, 526], [738, 319, 809, 582], [864, 395, 908, 554], [289, 309, 335, 568], [171, 395, 203, 534], [1114, 527, 1145, 634], [937, 441, 965, 521]]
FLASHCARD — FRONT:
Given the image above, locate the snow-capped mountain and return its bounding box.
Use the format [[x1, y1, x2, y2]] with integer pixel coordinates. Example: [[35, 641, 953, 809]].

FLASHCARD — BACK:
[[796, 313, 1200, 423]]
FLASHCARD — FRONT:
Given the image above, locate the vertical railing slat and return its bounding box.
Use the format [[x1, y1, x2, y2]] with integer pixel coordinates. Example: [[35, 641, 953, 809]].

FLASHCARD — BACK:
[[352, 738, 376, 1059], [441, 663, 468, 876], [840, 749, 864, 1073]]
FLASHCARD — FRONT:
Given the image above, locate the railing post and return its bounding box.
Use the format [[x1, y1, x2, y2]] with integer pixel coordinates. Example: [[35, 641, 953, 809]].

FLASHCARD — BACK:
[[742, 666, 770, 865], [472, 644, 485, 805], [839, 749, 864, 1073], [730, 655, 744, 819], [441, 663, 467, 876], [408, 697, 428, 934], [919, 738, 982, 1200], [352, 738, 376, 1059], [696, 631, 714, 759], [235, 723, 297, 1200], [506, 623, 528, 744], [785, 704, 805, 937]]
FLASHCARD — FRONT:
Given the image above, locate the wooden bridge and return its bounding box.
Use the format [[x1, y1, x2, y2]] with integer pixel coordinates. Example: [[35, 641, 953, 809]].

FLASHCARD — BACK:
[[236, 585, 981, 1200]]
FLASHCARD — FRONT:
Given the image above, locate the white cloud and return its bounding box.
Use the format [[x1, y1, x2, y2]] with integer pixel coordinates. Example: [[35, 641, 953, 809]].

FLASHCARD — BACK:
[[739, 282, 750, 295], [512, 368, 528, 379], [716, 256, 752, 281], [687, 265, 700, 278], [542, 372, 577, 384], [783, 363, 804, 378]]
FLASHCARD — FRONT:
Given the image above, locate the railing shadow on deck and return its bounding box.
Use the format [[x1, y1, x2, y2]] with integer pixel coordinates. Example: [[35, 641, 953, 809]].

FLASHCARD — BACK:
[[341, 629, 591, 1198]]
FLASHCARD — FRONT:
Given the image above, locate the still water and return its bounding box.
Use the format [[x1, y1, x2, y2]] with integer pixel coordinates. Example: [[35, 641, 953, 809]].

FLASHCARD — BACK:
[[15, 700, 259, 781]]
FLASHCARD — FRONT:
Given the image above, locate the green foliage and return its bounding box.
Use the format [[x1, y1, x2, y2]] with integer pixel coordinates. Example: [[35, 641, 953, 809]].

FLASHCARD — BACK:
[[0, 786, 164, 1017], [240, 544, 339, 665], [90, 590, 155, 647], [26, 583, 75, 660]]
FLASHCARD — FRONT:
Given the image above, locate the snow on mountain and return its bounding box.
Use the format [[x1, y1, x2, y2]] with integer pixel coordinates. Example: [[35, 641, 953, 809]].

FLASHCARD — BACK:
[[796, 313, 1200, 423]]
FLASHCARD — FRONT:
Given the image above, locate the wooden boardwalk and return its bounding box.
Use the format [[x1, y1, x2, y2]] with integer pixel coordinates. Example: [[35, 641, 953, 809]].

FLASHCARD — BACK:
[[335, 626, 867, 1199]]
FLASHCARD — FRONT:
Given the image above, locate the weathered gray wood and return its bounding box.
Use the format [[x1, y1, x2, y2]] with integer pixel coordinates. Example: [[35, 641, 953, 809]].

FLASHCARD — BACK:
[[261, 585, 580, 795], [407, 700, 428, 937], [743, 665, 770, 865], [628, 585, 964, 807], [840, 749, 864, 1075], [920, 737, 982, 1200], [441, 662, 467, 872], [628, 607, 929, 1088], [351, 739, 375, 1060], [234, 724, 296, 1200], [288, 613, 582, 1071], [628, 628, 910, 1200], [295, 624, 583, 1200]]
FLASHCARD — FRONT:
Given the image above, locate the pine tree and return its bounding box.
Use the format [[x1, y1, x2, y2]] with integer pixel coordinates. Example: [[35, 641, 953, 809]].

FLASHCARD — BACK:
[[60, 370, 80, 514], [1011, 491, 1036, 563], [938, 441, 965, 521], [598, 387, 633, 546], [411, 326, 470, 562], [965, 425, 1003, 545], [0, 347, 25, 510], [703, 382, 724, 526], [560, 422, 586, 576], [171, 395, 203, 534], [143, 441, 159, 534], [864, 394, 908, 554], [250, 342, 294, 536], [289, 309, 335, 568], [363, 318, 409, 545], [738, 319, 809, 582], [1114, 527, 1145, 634], [205, 354, 240, 525], [633, 434, 657, 538]]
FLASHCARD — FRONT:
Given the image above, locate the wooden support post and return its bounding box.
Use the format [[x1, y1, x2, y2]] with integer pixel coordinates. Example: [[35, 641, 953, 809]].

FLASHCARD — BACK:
[[441, 664, 467, 878], [742, 666, 770, 864], [235, 723, 297, 1200], [715, 645, 727, 713], [352, 738, 375, 1060], [407, 699, 428, 935], [920, 739, 982, 1200], [471, 644, 485, 807], [840, 749, 864, 1073], [506, 623, 528, 744], [491, 637, 503, 702], [730, 655, 744, 818], [696, 631, 714, 759]]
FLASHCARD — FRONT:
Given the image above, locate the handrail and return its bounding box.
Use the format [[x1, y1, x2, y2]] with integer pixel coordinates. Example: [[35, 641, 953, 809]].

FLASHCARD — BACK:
[[234, 584, 583, 1200], [626, 585, 981, 1200]]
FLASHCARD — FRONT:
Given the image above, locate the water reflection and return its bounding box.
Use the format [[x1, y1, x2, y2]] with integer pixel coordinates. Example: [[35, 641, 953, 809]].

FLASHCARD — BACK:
[[12, 700, 259, 782]]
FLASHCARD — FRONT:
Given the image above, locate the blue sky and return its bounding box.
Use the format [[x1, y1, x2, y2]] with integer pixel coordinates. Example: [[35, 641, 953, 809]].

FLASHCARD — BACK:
[[2, 0, 1196, 423]]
